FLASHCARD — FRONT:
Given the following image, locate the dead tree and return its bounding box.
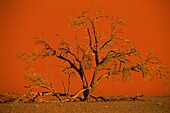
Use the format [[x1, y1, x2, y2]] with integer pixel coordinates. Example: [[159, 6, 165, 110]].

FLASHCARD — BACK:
[[18, 8, 169, 101]]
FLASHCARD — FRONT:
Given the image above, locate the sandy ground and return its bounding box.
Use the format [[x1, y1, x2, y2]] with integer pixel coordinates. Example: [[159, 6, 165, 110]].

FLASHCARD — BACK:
[[0, 96, 170, 113]]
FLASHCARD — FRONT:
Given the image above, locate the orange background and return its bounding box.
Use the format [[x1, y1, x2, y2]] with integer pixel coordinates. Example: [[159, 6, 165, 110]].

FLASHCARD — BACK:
[[0, 0, 170, 96]]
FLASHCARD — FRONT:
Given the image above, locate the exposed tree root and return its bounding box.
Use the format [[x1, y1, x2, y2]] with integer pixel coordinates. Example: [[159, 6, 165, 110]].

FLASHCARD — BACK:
[[0, 91, 144, 103], [89, 94, 144, 102]]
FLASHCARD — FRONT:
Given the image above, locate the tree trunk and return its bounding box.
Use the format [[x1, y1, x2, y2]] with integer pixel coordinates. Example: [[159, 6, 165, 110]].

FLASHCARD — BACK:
[[82, 88, 90, 101]]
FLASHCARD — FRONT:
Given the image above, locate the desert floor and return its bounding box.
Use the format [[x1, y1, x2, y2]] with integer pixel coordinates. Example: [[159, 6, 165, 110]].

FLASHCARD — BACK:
[[0, 96, 170, 113]]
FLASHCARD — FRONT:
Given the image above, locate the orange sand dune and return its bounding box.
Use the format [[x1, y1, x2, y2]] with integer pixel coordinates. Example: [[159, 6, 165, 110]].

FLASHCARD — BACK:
[[0, 0, 170, 95]]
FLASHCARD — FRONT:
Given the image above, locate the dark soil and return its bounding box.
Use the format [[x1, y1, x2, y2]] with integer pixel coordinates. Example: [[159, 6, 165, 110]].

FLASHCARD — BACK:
[[0, 96, 170, 113]]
